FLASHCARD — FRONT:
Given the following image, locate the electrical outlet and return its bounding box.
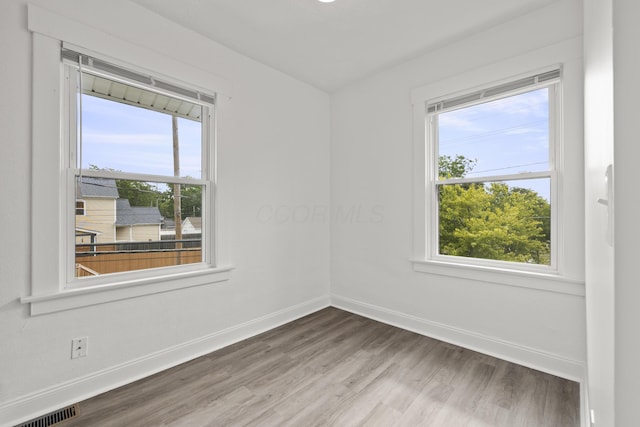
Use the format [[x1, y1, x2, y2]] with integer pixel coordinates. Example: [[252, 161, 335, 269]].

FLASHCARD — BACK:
[[71, 337, 88, 359]]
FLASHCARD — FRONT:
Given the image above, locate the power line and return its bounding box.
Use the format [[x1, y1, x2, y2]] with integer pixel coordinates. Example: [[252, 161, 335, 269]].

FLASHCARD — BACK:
[[467, 161, 548, 176], [439, 119, 547, 147]]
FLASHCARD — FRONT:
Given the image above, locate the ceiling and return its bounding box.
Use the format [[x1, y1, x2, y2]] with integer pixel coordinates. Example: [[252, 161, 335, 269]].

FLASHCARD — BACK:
[[132, 0, 558, 92]]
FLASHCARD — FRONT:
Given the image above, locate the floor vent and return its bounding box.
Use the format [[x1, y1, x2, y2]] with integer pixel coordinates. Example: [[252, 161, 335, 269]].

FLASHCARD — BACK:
[[16, 404, 79, 427]]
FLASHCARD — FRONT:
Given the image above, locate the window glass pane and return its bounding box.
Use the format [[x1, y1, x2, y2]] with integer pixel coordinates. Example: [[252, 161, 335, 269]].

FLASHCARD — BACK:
[[437, 178, 551, 265], [75, 200, 85, 215], [80, 73, 203, 178], [75, 176, 203, 278], [437, 88, 549, 179]]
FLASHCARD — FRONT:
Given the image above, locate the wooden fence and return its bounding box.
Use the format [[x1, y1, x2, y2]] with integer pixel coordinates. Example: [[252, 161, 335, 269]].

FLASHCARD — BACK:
[[75, 240, 201, 276]]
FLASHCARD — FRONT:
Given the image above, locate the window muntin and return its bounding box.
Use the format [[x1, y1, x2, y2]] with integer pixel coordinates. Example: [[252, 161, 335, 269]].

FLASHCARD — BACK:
[[429, 78, 558, 268], [65, 54, 214, 283]]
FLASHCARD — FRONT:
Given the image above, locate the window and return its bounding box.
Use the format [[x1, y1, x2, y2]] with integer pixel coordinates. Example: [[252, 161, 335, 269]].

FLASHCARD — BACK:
[[408, 41, 585, 293], [75, 200, 86, 216], [24, 7, 232, 316], [63, 49, 215, 282], [427, 70, 559, 270]]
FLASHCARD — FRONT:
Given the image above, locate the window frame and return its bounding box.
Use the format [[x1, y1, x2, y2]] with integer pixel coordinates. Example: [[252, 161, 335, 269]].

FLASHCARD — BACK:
[[410, 39, 585, 296], [75, 199, 86, 216], [426, 77, 560, 273], [23, 5, 233, 316], [63, 58, 214, 288]]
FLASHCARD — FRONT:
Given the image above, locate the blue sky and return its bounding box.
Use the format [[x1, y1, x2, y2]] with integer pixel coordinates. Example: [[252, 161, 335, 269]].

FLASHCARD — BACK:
[[437, 88, 550, 200], [81, 94, 202, 179], [81, 87, 550, 201]]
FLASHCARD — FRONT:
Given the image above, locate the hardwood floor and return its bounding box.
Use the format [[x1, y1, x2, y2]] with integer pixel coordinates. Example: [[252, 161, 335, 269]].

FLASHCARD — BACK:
[[64, 308, 580, 426]]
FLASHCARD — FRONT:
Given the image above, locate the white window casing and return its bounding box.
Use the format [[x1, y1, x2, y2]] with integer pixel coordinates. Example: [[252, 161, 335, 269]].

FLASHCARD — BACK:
[[23, 5, 233, 315], [410, 38, 585, 296]]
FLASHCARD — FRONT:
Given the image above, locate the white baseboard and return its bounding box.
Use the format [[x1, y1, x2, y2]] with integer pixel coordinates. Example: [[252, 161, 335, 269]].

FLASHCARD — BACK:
[[0, 295, 330, 427], [331, 294, 586, 383]]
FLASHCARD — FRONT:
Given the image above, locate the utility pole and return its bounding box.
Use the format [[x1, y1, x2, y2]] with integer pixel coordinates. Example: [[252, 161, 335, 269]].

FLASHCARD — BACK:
[[172, 115, 182, 264]]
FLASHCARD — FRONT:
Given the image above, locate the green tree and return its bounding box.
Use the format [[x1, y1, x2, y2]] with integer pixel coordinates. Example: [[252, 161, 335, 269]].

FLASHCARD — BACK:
[[88, 165, 163, 207], [438, 156, 551, 264], [116, 180, 163, 207], [438, 155, 477, 179], [158, 184, 202, 219]]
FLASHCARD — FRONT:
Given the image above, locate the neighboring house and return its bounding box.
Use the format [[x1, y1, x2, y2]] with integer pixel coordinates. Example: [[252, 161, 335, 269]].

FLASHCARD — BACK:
[[181, 217, 201, 235], [75, 177, 118, 244], [115, 199, 163, 242], [161, 217, 202, 240], [75, 177, 162, 244]]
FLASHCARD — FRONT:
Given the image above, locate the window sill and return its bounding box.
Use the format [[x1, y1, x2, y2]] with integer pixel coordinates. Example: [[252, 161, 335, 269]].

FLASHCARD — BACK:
[[21, 265, 234, 316], [410, 259, 584, 296]]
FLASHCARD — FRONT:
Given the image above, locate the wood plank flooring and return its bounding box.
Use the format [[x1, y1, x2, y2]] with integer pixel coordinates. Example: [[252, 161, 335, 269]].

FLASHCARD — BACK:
[[64, 308, 580, 426]]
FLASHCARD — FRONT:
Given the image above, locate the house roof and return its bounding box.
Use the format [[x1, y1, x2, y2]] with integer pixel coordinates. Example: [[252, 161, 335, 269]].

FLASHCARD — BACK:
[[78, 177, 119, 199], [116, 199, 163, 226], [183, 217, 201, 229], [162, 218, 176, 229], [75, 227, 102, 236]]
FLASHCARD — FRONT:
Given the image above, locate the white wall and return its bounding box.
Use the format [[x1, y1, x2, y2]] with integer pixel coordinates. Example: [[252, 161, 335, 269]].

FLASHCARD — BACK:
[[331, 0, 586, 379], [613, 0, 640, 425], [0, 0, 330, 424], [584, 0, 615, 425]]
